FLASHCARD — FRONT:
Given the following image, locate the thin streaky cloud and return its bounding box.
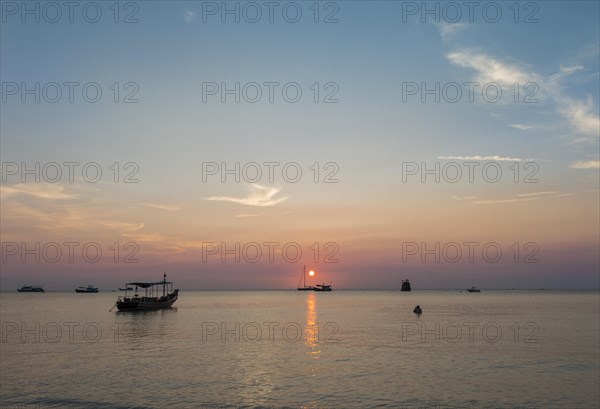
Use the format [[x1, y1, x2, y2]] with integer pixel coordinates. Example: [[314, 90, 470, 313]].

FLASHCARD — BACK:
[[438, 155, 530, 162], [142, 203, 181, 212], [451, 195, 481, 201], [510, 124, 535, 130], [474, 198, 538, 205], [0, 184, 74, 200], [570, 160, 600, 169], [235, 213, 263, 218], [204, 184, 289, 207], [515, 192, 557, 197]]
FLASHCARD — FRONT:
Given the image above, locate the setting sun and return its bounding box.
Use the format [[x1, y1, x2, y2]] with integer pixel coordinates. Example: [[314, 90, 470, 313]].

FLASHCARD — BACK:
[[308, 270, 315, 277]]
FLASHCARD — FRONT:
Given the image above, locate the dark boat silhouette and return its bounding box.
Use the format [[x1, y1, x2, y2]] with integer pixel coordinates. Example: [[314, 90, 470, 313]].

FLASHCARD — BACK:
[[17, 285, 44, 293], [115, 274, 178, 311], [297, 266, 332, 291], [75, 285, 98, 293], [401, 279, 411, 292]]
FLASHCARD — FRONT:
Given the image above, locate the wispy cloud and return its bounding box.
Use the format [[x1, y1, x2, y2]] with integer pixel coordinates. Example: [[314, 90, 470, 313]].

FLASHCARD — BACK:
[[514, 191, 557, 197], [204, 184, 289, 207], [446, 49, 600, 140], [235, 213, 263, 218], [570, 160, 600, 169], [183, 10, 196, 22], [474, 192, 577, 204], [0, 184, 74, 200], [142, 203, 181, 212], [451, 195, 481, 201], [435, 22, 466, 40], [510, 124, 535, 131], [438, 155, 529, 162], [447, 49, 538, 86]]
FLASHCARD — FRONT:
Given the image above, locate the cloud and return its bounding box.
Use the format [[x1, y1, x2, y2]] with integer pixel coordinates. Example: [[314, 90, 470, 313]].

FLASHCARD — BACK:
[[142, 203, 181, 211], [447, 49, 538, 86], [510, 124, 535, 131], [570, 160, 600, 169], [451, 196, 481, 201], [435, 22, 466, 40], [474, 198, 538, 205], [0, 184, 74, 200], [474, 192, 577, 204], [183, 10, 196, 22], [514, 191, 557, 197], [447, 49, 599, 140], [235, 213, 263, 218], [558, 96, 600, 136], [560, 65, 584, 75], [204, 184, 289, 207], [438, 155, 529, 162]]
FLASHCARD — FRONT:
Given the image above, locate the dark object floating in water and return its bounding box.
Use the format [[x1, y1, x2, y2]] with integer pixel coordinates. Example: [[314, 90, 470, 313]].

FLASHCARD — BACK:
[[401, 279, 411, 292], [17, 285, 44, 293], [413, 305, 422, 314], [119, 287, 133, 291], [467, 287, 481, 293], [297, 265, 332, 291], [75, 285, 98, 293], [114, 273, 178, 311]]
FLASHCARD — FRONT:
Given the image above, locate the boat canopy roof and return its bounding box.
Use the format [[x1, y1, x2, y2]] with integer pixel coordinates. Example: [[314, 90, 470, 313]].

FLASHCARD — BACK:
[[126, 281, 172, 288]]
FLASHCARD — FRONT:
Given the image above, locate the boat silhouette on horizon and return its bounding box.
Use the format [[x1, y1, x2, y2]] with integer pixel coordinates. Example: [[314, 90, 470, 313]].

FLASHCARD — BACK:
[[297, 266, 332, 291], [17, 285, 44, 293], [76, 285, 98, 293], [114, 273, 178, 311]]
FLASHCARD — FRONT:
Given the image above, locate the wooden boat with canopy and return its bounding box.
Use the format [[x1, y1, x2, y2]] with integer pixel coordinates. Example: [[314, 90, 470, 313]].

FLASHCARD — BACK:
[[115, 274, 179, 311]]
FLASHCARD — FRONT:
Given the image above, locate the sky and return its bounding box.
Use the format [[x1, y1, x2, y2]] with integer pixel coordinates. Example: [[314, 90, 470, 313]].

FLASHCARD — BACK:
[[1, 0, 599, 290]]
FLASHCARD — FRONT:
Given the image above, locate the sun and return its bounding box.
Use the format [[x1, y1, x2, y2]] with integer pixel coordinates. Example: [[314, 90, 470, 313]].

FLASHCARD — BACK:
[[308, 270, 315, 277]]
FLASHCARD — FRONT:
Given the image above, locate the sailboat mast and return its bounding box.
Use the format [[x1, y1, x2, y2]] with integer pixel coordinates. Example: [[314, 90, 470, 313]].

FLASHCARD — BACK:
[[303, 265, 306, 287]]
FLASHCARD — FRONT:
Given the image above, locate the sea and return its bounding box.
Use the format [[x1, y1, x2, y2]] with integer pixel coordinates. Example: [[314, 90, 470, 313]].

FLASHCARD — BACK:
[[1, 290, 598, 409]]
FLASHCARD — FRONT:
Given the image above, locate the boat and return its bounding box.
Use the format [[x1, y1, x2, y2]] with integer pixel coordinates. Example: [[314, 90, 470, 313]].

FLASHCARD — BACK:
[[75, 285, 98, 293], [298, 265, 316, 290], [115, 273, 179, 311], [314, 283, 332, 292], [17, 285, 44, 293], [467, 286, 481, 293], [297, 266, 332, 291], [401, 279, 411, 292], [119, 287, 133, 291]]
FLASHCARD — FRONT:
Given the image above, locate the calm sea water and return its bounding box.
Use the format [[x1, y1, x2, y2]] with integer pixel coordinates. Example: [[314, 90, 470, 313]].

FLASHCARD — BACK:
[[1, 290, 598, 408]]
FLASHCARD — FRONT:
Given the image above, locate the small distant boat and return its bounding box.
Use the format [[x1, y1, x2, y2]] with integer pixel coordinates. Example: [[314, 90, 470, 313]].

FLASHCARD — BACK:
[[119, 287, 133, 291], [467, 286, 481, 293], [75, 285, 98, 293], [115, 273, 178, 311], [297, 266, 332, 291], [17, 285, 44, 293], [401, 279, 411, 292]]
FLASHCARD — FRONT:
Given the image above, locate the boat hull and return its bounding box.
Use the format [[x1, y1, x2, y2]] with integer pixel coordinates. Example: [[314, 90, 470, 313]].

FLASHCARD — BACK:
[[76, 289, 98, 293], [17, 288, 44, 292]]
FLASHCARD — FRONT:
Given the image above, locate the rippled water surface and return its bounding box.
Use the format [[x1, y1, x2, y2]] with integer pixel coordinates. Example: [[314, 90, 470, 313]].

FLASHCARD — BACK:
[[1, 290, 598, 408]]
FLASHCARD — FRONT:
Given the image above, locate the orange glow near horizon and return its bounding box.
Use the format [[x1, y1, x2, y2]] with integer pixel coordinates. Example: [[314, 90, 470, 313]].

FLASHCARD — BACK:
[[309, 270, 315, 277]]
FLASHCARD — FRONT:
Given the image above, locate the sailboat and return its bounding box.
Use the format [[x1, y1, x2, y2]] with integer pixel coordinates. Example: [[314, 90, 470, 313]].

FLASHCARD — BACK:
[[297, 266, 332, 291], [298, 266, 315, 290]]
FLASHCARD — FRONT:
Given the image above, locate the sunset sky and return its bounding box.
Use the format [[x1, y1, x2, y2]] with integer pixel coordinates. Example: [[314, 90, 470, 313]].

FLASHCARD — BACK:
[[1, 1, 598, 290]]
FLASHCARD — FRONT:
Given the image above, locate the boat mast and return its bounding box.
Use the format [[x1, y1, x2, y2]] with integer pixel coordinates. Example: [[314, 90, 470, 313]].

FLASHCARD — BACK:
[[163, 273, 166, 297], [303, 265, 306, 288]]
